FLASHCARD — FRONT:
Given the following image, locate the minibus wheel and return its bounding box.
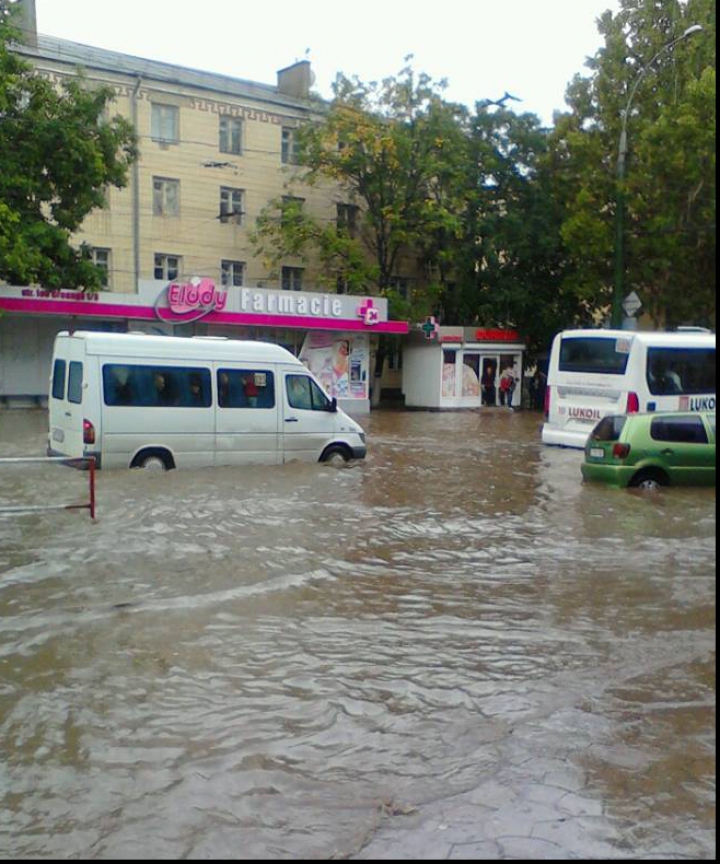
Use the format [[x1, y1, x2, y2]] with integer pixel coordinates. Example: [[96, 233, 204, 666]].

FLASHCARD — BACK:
[[321, 444, 351, 465], [132, 449, 174, 471]]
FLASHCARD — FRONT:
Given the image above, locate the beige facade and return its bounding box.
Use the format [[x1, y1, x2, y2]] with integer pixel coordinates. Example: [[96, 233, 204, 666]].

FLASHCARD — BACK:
[[12, 28, 339, 297]]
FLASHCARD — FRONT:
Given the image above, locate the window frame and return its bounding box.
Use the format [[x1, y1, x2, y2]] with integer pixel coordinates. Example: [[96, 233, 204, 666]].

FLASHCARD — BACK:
[[151, 103, 180, 145], [153, 177, 180, 217], [219, 187, 245, 224], [219, 115, 243, 155], [281, 127, 301, 165], [221, 260, 245, 288], [281, 266, 303, 292], [154, 253, 182, 281], [92, 248, 111, 288]]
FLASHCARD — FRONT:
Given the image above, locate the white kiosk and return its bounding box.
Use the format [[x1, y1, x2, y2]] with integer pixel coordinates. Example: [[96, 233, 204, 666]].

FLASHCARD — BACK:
[[403, 324, 526, 410]]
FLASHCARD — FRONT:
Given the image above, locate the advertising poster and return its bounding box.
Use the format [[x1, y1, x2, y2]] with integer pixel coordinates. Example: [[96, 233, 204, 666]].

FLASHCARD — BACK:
[[300, 333, 369, 400]]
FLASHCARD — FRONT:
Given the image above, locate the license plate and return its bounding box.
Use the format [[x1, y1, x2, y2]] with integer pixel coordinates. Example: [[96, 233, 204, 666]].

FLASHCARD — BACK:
[[590, 448, 605, 459]]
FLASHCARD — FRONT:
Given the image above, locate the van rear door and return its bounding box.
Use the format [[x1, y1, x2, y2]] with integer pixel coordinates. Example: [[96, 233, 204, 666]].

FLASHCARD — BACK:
[[48, 335, 86, 459]]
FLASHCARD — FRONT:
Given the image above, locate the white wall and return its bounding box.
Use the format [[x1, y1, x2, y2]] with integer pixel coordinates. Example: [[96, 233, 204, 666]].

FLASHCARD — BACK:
[[402, 344, 441, 408]]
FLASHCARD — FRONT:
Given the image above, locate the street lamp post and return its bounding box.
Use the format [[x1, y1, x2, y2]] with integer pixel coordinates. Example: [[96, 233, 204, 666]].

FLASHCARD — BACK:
[[611, 24, 703, 329]]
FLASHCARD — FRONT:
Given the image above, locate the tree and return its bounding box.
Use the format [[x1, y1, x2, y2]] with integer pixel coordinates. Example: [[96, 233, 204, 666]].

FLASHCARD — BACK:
[[253, 61, 468, 323], [547, 0, 716, 329], [0, 6, 138, 290]]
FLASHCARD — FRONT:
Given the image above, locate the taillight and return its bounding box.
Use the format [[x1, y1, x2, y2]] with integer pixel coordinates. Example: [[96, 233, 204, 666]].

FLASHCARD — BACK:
[[626, 392, 640, 413], [83, 419, 96, 445], [544, 385, 551, 420], [613, 443, 631, 459]]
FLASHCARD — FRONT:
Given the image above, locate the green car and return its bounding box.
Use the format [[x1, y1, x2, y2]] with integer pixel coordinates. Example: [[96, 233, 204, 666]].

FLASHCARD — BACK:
[[581, 411, 716, 490]]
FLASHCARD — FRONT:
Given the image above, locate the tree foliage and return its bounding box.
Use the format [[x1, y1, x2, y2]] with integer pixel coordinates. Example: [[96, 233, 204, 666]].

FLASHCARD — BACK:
[[0, 8, 138, 289], [233, 2, 716, 360], [548, 0, 716, 329]]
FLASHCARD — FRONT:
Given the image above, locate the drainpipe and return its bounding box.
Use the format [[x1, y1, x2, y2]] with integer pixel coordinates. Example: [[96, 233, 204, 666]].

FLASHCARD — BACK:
[[131, 75, 143, 291]]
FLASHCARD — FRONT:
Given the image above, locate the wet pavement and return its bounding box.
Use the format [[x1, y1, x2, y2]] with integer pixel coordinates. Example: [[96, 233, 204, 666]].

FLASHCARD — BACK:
[[0, 407, 716, 860]]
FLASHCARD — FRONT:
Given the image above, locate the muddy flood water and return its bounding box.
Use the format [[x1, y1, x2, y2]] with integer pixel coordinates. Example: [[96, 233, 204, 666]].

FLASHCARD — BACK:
[[0, 408, 715, 860]]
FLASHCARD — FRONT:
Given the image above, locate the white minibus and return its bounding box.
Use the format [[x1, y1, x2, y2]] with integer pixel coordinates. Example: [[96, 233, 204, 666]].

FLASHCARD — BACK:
[[47, 331, 367, 469], [542, 328, 716, 448]]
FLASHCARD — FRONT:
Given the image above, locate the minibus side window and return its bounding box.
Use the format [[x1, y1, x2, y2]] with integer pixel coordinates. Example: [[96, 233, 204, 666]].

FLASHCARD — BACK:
[[52, 360, 67, 401], [647, 347, 716, 396], [287, 375, 332, 411], [68, 362, 83, 404], [103, 364, 212, 408], [217, 369, 275, 409]]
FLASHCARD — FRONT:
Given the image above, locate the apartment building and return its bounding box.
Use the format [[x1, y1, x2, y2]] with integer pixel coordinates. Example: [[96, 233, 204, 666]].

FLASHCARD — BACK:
[[0, 1, 408, 411]]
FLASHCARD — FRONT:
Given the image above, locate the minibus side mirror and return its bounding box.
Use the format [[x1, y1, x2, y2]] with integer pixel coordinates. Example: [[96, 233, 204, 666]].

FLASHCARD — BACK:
[[328, 397, 338, 413]]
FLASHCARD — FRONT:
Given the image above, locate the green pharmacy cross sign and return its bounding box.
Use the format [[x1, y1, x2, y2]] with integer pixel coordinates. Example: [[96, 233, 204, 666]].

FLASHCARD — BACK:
[[421, 317, 440, 341]]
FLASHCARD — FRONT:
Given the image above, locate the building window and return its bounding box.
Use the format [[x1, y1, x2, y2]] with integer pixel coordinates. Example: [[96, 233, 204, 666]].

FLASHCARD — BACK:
[[92, 248, 111, 288], [154, 253, 182, 281], [219, 116, 243, 155], [337, 203, 360, 238], [282, 267, 303, 292], [220, 187, 244, 224], [153, 178, 180, 217], [281, 127, 301, 164], [151, 103, 179, 144], [221, 260, 245, 287], [389, 276, 411, 301], [281, 195, 305, 227]]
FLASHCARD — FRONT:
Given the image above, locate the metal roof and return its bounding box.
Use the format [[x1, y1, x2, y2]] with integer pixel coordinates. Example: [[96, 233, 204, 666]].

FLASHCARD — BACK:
[[15, 34, 322, 113]]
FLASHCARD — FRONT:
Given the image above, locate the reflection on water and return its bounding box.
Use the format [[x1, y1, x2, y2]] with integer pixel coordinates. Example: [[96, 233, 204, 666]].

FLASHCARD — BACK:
[[0, 409, 715, 859]]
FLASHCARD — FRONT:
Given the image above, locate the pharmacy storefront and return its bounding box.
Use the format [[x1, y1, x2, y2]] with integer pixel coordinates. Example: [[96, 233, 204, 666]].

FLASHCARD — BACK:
[[0, 280, 408, 414]]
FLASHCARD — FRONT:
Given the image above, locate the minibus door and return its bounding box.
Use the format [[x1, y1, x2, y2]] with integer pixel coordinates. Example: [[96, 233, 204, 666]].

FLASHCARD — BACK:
[[214, 368, 282, 466], [281, 371, 336, 462]]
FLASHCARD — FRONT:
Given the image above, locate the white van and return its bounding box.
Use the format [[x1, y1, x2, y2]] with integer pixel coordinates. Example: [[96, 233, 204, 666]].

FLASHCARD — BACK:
[[47, 331, 367, 469], [542, 328, 716, 449]]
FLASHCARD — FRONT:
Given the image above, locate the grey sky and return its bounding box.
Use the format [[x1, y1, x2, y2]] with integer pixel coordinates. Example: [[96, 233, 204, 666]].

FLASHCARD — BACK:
[[33, 0, 621, 124]]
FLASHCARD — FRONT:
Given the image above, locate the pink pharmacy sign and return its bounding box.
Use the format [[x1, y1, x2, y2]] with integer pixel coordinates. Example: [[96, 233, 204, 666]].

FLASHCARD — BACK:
[[0, 283, 409, 335]]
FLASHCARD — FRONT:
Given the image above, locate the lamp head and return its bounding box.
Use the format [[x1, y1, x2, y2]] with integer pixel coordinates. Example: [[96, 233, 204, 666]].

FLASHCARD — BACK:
[[682, 24, 703, 37]]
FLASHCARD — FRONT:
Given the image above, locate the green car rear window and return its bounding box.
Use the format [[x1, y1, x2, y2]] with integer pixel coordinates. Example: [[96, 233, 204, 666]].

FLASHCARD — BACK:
[[591, 416, 627, 442]]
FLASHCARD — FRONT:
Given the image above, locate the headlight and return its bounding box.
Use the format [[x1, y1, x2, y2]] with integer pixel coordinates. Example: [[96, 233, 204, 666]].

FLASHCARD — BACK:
[[359, 432, 367, 444]]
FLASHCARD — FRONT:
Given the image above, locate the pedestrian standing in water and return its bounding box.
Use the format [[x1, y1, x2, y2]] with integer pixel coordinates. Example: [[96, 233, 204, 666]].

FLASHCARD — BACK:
[[499, 367, 515, 408]]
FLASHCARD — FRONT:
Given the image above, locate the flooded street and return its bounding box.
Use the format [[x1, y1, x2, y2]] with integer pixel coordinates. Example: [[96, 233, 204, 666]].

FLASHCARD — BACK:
[[0, 408, 715, 860]]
